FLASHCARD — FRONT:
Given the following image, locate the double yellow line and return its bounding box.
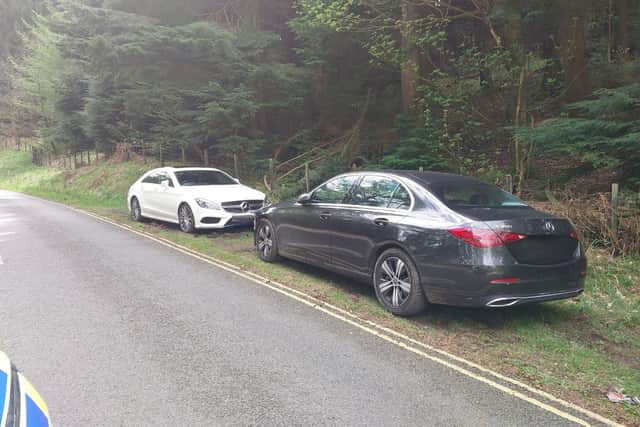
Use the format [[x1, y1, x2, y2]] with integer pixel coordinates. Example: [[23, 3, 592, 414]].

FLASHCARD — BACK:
[[48, 198, 624, 427]]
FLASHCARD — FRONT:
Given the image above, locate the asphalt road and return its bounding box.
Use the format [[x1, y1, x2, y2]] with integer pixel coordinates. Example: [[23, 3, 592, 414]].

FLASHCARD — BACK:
[[0, 190, 576, 426]]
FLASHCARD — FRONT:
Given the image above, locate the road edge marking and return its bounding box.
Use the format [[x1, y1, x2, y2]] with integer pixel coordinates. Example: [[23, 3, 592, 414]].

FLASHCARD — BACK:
[[23, 195, 624, 427]]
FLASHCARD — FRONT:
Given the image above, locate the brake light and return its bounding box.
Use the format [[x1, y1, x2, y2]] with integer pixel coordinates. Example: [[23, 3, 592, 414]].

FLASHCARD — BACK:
[[448, 227, 527, 248], [569, 231, 580, 240]]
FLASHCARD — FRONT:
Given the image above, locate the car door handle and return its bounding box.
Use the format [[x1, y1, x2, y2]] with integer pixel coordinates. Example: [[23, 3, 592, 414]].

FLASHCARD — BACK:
[[374, 218, 389, 226], [320, 212, 332, 220]]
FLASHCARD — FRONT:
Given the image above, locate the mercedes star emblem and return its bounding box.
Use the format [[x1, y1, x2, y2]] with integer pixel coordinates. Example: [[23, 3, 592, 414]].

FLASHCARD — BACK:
[[544, 221, 555, 233]]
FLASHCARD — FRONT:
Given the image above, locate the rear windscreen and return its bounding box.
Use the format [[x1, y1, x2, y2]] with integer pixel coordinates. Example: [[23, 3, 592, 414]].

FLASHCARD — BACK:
[[429, 181, 528, 209]]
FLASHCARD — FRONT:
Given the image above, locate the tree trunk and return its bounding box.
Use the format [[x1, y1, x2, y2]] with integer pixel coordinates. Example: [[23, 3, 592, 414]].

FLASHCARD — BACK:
[[615, 0, 629, 59], [241, 0, 261, 30], [400, 1, 420, 114], [252, 109, 268, 133], [558, 15, 592, 101]]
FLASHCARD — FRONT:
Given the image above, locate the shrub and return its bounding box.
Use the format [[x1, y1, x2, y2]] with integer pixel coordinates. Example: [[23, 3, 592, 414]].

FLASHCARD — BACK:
[[530, 191, 640, 256]]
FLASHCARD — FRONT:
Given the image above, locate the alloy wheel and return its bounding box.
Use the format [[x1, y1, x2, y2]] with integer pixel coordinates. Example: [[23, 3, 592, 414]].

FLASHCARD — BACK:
[[257, 223, 273, 258], [131, 198, 141, 221], [179, 205, 194, 232], [377, 256, 412, 307]]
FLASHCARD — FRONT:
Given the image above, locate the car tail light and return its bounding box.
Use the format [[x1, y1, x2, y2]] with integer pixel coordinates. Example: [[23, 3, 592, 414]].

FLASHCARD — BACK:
[[448, 227, 527, 248], [569, 231, 580, 240]]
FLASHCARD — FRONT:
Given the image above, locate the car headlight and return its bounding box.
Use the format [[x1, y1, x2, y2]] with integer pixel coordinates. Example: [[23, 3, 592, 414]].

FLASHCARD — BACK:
[[195, 198, 221, 210]]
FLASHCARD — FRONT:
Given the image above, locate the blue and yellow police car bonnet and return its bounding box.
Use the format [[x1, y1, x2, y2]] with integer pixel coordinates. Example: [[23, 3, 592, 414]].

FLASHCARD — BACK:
[[0, 351, 51, 427]]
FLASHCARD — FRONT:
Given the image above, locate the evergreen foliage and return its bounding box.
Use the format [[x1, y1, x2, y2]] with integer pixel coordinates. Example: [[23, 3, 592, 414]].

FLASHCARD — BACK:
[[0, 0, 638, 190], [516, 84, 640, 185]]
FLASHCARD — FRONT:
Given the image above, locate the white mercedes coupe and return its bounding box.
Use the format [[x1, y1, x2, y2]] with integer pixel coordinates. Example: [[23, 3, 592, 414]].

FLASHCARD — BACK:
[[127, 167, 267, 232]]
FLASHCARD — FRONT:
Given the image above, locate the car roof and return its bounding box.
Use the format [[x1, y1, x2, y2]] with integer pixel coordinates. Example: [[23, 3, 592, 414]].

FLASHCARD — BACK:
[[342, 170, 482, 187], [165, 167, 224, 172]]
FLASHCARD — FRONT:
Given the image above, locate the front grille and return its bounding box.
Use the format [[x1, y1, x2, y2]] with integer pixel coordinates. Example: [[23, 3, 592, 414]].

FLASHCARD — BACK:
[[508, 236, 578, 265], [221, 200, 264, 213]]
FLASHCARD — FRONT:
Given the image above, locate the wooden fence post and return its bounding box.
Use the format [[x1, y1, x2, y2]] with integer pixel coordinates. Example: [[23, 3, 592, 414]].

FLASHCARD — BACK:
[[305, 162, 310, 192], [504, 174, 513, 193], [611, 183, 619, 232]]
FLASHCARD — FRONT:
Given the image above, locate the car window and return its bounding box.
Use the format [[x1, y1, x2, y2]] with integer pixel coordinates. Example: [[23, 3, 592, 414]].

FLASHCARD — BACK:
[[388, 184, 412, 210], [349, 176, 409, 209], [311, 176, 360, 204], [430, 181, 528, 209], [142, 172, 159, 184], [157, 172, 174, 187], [174, 170, 236, 186]]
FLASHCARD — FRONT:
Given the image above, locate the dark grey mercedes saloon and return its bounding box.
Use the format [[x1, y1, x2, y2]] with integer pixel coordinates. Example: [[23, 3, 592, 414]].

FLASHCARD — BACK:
[[254, 171, 586, 316]]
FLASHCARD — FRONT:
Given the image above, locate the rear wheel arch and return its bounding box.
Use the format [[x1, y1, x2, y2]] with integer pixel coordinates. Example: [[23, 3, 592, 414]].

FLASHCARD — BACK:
[[369, 242, 417, 274], [369, 242, 431, 298], [373, 247, 428, 316]]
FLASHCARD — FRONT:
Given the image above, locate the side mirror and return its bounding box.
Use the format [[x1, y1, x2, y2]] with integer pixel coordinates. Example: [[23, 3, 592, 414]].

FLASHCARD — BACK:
[[297, 193, 312, 204], [234, 178, 240, 184], [160, 179, 171, 188]]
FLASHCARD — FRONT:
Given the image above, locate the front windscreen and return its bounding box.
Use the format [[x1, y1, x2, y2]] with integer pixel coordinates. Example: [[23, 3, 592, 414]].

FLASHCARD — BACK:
[[174, 170, 236, 186], [430, 181, 528, 209]]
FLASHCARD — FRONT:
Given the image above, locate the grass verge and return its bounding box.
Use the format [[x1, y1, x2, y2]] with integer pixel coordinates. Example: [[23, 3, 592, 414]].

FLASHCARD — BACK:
[[1, 150, 639, 425]]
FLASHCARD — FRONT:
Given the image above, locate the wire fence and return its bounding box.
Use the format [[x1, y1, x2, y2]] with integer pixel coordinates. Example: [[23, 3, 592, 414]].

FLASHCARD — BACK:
[[1, 137, 272, 184], [22, 141, 266, 183]]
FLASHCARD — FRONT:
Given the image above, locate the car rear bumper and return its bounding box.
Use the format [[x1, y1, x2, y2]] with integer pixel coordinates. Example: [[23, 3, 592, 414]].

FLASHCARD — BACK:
[[422, 257, 587, 308], [484, 288, 583, 307]]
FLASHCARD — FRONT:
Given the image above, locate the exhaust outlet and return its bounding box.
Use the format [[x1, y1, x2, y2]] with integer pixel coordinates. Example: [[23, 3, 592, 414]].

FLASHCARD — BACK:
[[486, 298, 520, 308]]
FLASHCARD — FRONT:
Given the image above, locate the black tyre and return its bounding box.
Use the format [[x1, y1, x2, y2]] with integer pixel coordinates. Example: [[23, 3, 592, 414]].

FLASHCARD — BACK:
[[130, 197, 144, 222], [373, 248, 427, 316], [256, 219, 280, 262], [178, 203, 196, 233]]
